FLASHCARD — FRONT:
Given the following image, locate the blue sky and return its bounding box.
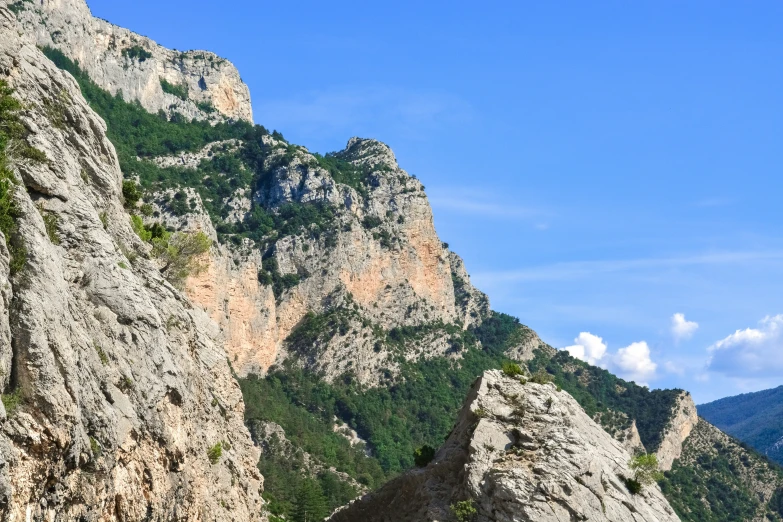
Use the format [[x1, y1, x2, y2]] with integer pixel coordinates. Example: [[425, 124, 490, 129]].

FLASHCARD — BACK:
[[87, 0, 783, 403]]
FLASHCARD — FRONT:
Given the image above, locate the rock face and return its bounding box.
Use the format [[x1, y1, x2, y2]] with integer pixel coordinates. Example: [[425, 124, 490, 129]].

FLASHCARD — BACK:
[[144, 134, 491, 383], [8, 0, 253, 122], [330, 370, 681, 522], [655, 391, 698, 471], [0, 10, 262, 519]]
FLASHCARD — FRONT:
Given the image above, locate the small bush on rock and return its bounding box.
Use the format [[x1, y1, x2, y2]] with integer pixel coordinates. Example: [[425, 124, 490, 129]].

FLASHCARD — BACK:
[[207, 442, 222, 464], [502, 362, 523, 377], [629, 453, 663, 487], [450, 500, 477, 522], [413, 445, 435, 467]]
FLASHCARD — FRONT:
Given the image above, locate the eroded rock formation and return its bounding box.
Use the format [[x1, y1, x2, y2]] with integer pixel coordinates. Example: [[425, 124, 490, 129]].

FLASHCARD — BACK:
[[9, 0, 253, 122], [330, 370, 681, 522], [0, 9, 262, 519]]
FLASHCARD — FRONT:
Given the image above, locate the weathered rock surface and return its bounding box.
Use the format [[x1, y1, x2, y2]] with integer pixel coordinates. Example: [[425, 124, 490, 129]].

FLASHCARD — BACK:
[[0, 10, 262, 519], [330, 370, 681, 522], [143, 134, 491, 383], [655, 391, 698, 471], [8, 0, 253, 122]]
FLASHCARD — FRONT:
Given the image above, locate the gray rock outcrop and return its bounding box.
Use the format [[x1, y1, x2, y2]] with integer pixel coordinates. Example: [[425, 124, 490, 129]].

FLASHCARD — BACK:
[[0, 9, 262, 519], [8, 0, 253, 122], [163, 135, 490, 384], [655, 391, 698, 471], [330, 370, 681, 522]]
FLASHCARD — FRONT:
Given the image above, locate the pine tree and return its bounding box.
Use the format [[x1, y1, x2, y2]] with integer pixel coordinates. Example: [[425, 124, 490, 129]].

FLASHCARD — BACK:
[[292, 480, 328, 522]]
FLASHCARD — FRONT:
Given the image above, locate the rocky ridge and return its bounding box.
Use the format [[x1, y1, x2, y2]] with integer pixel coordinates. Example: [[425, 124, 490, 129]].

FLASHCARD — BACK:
[[7, 0, 253, 122], [145, 134, 490, 384], [330, 370, 681, 522], [654, 392, 698, 471], [661, 418, 783, 522], [0, 9, 262, 519]]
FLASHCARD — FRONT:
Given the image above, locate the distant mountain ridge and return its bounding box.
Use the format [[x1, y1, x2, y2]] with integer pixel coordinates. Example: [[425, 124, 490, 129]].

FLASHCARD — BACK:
[[699, 385, 783, 465]]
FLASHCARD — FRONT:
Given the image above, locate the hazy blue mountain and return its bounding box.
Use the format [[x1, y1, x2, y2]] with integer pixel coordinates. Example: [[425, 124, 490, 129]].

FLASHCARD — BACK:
[[699, 385, 783, 464]]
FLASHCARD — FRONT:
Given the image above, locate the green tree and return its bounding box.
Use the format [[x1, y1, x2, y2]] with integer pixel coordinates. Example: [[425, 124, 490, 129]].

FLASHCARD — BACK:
[[152, 230, 211, 288], [292, 480, 328, 522], [630, 453, 663, 486], [414, 445, 435, 467]]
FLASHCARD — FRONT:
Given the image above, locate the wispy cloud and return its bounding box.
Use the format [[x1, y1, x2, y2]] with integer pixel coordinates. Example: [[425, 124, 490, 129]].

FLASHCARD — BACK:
[[427, 187, 550, 222], [429, 196, 539, 219], [255, 86, 473, 144], [473, 251, 783, 285]]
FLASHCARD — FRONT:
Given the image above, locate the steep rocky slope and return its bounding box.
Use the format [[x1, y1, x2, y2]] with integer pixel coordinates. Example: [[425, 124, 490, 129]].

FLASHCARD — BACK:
[[7, 0, 252, 122], [659, 418, 783, 522], [147, 133, 490, 384], [699, 384, 783, 465], [330, 370, 681, 522], [12, 2, 780, 521], [0, 9, 262, 519]]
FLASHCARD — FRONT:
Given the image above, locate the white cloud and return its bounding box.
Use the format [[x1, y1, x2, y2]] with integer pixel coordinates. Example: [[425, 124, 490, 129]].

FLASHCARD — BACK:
[[613, 341, 657, 385], [561, 332, 660, 385], [707, 315, 783, 378], [671, 313, 699, 342], [563, 332, 607, 365]]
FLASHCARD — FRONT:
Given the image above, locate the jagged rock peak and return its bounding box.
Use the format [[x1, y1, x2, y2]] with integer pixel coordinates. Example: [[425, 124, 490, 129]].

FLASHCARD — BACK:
[[7, 0, 253, 122], [341, 137, 398, 169], [0, 9, 262, 518], [331, 370, 680, 521]]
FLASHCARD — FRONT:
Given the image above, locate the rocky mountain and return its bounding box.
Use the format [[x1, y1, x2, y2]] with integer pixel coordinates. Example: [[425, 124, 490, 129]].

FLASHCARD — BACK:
[[330, 370, 681, 522], [4, 0, 783, 521], [0, 7, 262, 520], [8, 0, 252, 122], [660, 418, 783, 522], [699, 385, 783, 465]]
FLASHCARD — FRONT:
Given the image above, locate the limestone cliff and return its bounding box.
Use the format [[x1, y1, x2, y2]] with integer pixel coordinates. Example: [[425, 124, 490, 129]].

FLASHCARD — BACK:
[[8, 0, 253, 122], [330, 370, 681, 522], [655, 391, 698, 471], [0, 9, 262, 519], [143, 135, 489, 384]]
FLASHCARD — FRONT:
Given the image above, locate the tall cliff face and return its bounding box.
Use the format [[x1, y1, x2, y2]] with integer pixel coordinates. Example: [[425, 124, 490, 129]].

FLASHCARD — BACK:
[[655, 392, 698, 471], [144, 135, 490, 384], [8, 0, 253, 122], [0, 9, 262, 519], [330, 370, 681, 522]]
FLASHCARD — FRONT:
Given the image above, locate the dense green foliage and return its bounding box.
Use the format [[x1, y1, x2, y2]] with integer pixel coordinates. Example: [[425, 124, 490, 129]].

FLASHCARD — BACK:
[[0, 79, 38, 274], [240, 375, 383, 519], [630, 453, 663, 486], [242, 313, 524, 474], [159, 78, 189, 101], [256, 433, 358, 520], [527, 349, 681, 451], [207, 442, 222, 464], [659, 441, 783, 522], [450, 500, 477, 522], [699, 384, 783, 465], [121, 45, 152, 63], [413, 445, 435, 467], [41, 47, 250, 163], [7, 0, 33, 15]]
